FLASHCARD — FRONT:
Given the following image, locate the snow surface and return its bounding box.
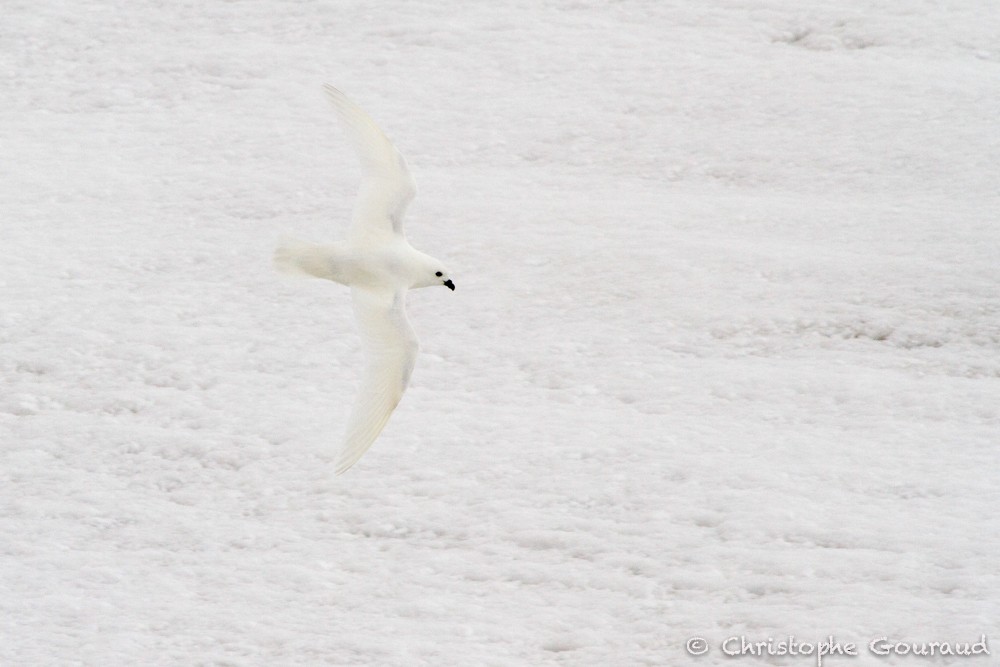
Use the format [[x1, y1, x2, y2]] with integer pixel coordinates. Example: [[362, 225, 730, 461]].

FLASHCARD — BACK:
[[2, 1, 999, 665]]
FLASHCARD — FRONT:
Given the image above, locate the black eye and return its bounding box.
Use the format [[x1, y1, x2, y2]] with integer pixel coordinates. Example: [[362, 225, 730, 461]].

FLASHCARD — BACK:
[[435, 271, 443, 277]]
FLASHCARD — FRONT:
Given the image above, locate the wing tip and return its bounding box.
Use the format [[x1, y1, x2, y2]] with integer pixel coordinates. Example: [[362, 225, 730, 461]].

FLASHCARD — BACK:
[[333, 443, 371, 476], [334, 449, 357, 475], [323, 84, 352, 113]]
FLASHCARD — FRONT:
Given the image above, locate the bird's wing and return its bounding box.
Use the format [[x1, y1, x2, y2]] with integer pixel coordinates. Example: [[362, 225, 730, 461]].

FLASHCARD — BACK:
[[324, 84, 417, 244], [336, 286, 419, 474]]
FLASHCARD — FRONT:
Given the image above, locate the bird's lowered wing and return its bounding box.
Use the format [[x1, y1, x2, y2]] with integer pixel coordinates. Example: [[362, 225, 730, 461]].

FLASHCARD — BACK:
[[324, 84, 416, 244], [336, 286, 419, 474]]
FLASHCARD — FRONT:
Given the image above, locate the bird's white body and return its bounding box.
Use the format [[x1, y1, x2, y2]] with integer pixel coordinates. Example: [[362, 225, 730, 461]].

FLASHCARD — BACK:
[[277, 238, 443, 291], [275, 85, 453, 474]]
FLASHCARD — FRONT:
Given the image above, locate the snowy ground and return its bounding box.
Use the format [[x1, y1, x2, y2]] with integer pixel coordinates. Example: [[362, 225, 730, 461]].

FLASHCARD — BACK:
[[3, 1, 999, 665]]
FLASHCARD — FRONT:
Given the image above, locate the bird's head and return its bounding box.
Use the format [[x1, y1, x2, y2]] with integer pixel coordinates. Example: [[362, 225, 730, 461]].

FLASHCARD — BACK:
[[433, 268, 455, 291], [409, 253, 455, 290]]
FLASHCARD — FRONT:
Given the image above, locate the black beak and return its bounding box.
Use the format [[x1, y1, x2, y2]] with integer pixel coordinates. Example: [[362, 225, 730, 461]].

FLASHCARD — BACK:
[[443, 279, 455, 291]]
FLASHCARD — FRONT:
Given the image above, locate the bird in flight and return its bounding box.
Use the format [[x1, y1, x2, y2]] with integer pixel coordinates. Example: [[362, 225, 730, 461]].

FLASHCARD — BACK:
[[275, 85, 455, 474]]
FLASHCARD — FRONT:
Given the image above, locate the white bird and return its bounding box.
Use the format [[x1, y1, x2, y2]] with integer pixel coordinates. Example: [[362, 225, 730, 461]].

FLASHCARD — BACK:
[[275, 85, 454, 474]]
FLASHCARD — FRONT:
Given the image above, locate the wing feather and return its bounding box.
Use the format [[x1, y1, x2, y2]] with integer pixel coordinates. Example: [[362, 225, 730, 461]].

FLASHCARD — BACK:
[[335, 286, 419, 474], [323, 84, 416, 243]]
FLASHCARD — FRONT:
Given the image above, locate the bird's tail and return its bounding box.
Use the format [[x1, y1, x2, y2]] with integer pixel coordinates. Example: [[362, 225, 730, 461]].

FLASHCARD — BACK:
[[273, 237, 348, 283]]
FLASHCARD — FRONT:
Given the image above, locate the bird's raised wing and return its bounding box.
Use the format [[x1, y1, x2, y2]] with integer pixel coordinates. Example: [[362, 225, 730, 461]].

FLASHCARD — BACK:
[[324, 84, 417, 244], [336, 286, 419, 474]]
